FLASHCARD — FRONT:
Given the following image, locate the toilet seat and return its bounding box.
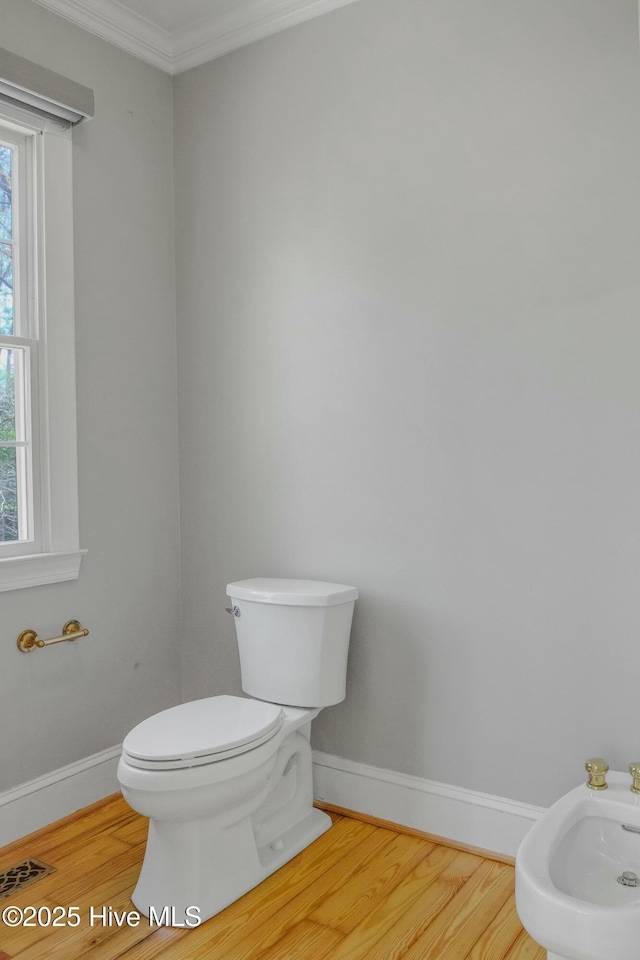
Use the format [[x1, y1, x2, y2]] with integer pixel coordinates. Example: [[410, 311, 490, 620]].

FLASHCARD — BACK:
[[122, 695, 284, 770]]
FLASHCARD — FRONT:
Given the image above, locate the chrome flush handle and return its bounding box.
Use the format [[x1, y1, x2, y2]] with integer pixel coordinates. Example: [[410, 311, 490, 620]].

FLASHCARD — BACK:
[[225, 605, 240, 617]]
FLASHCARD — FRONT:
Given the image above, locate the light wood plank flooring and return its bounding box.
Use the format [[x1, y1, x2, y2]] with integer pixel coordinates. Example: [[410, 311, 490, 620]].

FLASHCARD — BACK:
[[0, 795, 544, 959]]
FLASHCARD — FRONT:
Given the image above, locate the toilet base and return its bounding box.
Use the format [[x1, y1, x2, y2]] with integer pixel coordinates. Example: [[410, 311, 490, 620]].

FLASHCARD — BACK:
[[120, 716, 328, 926], [130, 768, 331, 928], [132, 806, 330, 927], [547, 952, 603, 960]]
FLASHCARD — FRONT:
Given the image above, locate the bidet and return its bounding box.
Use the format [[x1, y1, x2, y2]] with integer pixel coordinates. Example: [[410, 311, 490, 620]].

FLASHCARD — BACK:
[[516, 769, 640, 960]]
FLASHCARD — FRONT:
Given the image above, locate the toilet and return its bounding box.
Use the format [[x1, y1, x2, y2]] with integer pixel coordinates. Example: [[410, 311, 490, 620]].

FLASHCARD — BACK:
[[117, 578, 358, 925]]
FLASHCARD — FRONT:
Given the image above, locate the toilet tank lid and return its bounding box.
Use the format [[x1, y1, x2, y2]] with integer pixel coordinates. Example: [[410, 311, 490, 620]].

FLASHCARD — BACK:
[[227, 578, 358, 606]]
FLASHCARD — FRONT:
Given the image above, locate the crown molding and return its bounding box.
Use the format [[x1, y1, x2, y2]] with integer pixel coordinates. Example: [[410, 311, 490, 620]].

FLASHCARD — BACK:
[[171, 0, 361, 75], [31, 0, 361, 75], [31, 0, 174, 73]]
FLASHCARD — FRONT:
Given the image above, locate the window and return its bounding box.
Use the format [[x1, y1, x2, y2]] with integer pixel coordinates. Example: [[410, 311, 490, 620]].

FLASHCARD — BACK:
[[1, 124, 37, 549], [0, 100, 85, 590]]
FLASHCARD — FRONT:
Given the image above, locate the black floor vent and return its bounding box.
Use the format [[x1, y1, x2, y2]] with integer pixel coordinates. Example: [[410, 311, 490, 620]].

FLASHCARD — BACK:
[[0, 858, 56, 899]]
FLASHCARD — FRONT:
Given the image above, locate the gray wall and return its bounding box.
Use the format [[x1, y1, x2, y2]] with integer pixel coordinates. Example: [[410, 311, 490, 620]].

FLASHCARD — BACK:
[[3, 0, 640, 814], [0, 0, 181, 790], [175, 0, 640, 807]]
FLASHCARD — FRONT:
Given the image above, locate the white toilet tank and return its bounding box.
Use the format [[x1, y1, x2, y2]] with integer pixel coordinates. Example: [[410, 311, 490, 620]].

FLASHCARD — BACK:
[[226, 578, 358, 708]]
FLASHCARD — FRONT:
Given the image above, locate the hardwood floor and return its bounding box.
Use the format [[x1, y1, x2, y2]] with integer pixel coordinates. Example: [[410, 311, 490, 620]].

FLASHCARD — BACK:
[[0, 795, 544, 959]]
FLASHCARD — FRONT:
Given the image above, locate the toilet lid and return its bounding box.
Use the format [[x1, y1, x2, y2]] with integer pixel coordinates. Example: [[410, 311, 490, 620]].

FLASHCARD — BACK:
[[122, 695, 284, 768]]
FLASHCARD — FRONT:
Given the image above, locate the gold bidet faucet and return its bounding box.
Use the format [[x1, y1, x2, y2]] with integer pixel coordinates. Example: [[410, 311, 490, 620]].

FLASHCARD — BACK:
[[585, 757, 609, 790], [628, 763, 640, 794]]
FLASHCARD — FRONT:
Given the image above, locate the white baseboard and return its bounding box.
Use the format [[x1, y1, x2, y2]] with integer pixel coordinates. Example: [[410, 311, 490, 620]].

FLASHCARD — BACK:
[[0, 746, 121, 848], [312, 751, 545, 859]]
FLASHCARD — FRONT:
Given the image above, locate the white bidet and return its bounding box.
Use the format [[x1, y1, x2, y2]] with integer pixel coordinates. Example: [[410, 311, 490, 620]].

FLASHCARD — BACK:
[[516, 771, 640, 960]]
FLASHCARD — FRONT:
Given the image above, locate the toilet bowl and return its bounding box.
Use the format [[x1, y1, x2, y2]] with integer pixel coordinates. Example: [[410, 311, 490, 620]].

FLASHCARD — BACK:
[[516, 771, 640, 960], [117, 697, 328, 924], [117, 578, 357, 925]]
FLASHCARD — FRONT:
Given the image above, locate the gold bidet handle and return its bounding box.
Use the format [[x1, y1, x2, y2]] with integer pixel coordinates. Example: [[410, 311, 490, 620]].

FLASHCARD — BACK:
[[585, 757, 609, 791], [629, 763, 640, 794]]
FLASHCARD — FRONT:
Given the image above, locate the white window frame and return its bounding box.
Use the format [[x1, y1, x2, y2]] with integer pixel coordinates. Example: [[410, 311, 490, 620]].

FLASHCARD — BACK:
[[0, 99, 85, 590]]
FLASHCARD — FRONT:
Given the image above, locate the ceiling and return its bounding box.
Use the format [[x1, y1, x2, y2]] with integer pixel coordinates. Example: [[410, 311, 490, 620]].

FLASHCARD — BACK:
[[31, 0, 360, 75]]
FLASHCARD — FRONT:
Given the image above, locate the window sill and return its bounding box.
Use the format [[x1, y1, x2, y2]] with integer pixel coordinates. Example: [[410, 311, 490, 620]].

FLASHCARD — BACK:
[[0, 549, 87, 592]]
